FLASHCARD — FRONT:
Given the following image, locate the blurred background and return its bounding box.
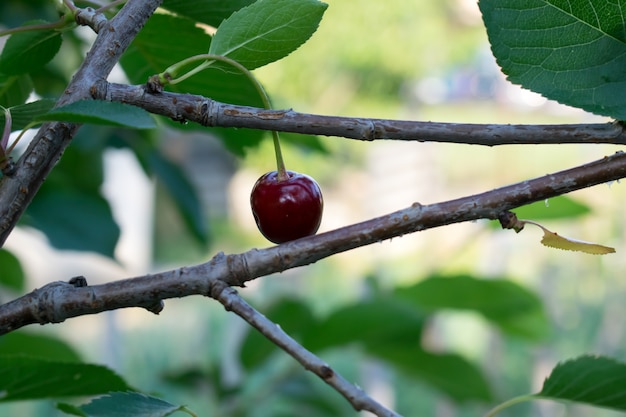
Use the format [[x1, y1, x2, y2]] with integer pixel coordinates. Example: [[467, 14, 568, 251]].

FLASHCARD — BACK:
[[2, 0, 626, 416]]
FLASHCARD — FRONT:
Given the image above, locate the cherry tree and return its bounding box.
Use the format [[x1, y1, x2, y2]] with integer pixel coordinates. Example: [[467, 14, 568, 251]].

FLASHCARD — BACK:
[[1, 0, 626, 416]]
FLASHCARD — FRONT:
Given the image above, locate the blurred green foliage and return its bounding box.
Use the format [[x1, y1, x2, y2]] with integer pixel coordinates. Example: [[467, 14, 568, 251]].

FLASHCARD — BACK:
[[0, 1, 625, 417]]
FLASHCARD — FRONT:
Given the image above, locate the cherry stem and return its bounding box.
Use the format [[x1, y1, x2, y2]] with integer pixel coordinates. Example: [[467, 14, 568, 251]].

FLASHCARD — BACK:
[[272, 131, 288, 180], [160, 54, 289, 180]]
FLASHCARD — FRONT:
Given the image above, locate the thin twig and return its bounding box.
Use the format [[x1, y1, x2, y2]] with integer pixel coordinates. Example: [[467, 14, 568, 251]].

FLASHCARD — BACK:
[[210, 281, 402, 417], [102, 82, 626, 145], [2, 150, 626, 334]]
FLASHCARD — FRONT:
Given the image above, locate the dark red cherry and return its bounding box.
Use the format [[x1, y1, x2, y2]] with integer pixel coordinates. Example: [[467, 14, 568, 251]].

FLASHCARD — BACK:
[[250, 170, 323, 244]]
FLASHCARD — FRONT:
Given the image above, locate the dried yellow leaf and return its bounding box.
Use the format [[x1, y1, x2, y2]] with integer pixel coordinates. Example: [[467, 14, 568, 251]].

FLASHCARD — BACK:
[[539, 228, 615, 255]]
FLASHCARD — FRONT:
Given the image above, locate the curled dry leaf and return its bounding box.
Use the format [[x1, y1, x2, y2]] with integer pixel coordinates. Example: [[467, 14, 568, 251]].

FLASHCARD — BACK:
[[524, 221, 615, 255]]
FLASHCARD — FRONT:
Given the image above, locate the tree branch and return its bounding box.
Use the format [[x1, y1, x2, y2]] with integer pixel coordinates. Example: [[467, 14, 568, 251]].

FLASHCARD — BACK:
[[103, 82, 626, 145], [2, 149, 626, 334], [0, 0, 163, 247], [3, 3, 621, 415], [210, 281, 401, 417], [74, 6, 109, 33]]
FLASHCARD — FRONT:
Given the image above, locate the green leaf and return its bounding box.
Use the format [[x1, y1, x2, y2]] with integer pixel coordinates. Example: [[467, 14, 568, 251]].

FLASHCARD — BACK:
[[120, 13, 211, 80], [479, 0, 626, 119], [120, 13, 266, 155], [0, 249, 24, 292], [144, 147, 208, 247], [0, 356, 130, 401], [161, 0, 256, 27], [209, 0, 328, 70], [537, 355, 626, 411], [515, 196, 591, 221], [104, 127, 210, 247], [0, 74, 33, 108], [271, 374, 352, 415], [115, 133, 208, 247], [160, 367, 216, 389], [56, 402, 87, 416], [303, 297, 425, 352], [489, 196, 591, 229], [37, 100, 156, 129], [394, 275, 548, 339], [0, 331, 81, 362], [281, 132, 328, 154], [79, 392, 185, 417], [31, 65, 71, 99], [371, 345, 493, 402], [47, 131, 106, 191], [0, 99, 55, 132], [21, 135, 119, 257], [25, 187, 120, 257], [0, 24, 62, 75], [241, 298, 316, 370]]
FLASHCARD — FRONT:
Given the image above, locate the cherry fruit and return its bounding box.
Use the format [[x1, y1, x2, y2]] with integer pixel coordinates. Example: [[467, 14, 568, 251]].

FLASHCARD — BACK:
[[250, 170, 323, 244]]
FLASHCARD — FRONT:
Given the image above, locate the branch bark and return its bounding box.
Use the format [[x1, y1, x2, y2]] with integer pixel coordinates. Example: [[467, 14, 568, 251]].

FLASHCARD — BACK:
[[3, 149, 625, 334], [0, 0, 163, 247], [1, 5, 624, 414], [2, 3, 625, 414], [211, 281, 402, 417], [102, 82, 626, 145]]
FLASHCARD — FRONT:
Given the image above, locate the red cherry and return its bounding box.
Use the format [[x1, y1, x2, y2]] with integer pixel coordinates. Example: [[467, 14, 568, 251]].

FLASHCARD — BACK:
[[250, 170, 323, 244]]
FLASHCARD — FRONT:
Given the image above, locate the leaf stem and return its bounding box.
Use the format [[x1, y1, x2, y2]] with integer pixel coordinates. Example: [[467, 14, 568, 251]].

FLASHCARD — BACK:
[[483, 394, 535, 417], [95, 0, 127, 14], [179, 406, 199, 417], [62, 0, 78, 14], [0, 107, 10, 172], [161, 54, 288, 179], [0, 19, 69, 37], [7, 122, 39, 155], [1, 106, 10, 150]]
